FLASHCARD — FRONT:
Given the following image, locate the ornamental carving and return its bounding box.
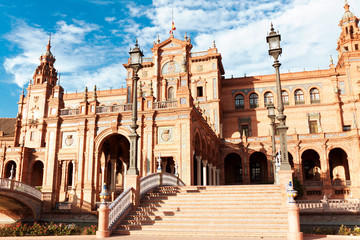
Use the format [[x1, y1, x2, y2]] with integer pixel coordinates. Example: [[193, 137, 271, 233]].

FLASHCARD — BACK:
[[162, 61, 180, 75], [65, 135, 74, 146]]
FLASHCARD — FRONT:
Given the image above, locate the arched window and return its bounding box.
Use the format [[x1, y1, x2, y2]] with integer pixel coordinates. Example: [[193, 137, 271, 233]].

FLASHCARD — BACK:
[[310, 88, 320, 104], [168, 87, 175, 99], [282, 91, 289, 105], [294, 89, 304, 105], [249, 93, 258, 109], [235, 94, 244, 109], [264, 92, 273, 107]]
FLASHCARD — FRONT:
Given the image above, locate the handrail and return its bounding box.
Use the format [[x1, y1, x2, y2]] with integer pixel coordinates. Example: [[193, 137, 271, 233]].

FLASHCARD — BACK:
[[108, 187, 133, 230], [0, 178, 42, 200], [153, 100, 177, 109], [107, 172, 185, 231], [297, 198, 360, 212]]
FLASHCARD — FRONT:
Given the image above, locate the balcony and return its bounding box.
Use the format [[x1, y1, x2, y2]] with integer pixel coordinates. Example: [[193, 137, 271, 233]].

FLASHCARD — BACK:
[[60, 108, 80, 116], [96, 104, 132, 114], [153, 100, 178, 109], [28, 119, 39, 124], [303, 181, 323, 187], [295, 100, 305, 105], [332, 179, 351, 186]]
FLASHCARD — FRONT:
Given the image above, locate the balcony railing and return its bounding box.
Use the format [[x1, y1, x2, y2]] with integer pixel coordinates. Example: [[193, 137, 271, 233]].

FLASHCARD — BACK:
[[311, 99, 320, 104], [332, 179, 351, 186], [303, 181, 323, 187], [28, 119, 39, 124], [60, 108, 80, 116], [249, 104, 258, 109], [153, 100, 177, 109], [96, 104, 132, 114], [295, 100, 305, 105]]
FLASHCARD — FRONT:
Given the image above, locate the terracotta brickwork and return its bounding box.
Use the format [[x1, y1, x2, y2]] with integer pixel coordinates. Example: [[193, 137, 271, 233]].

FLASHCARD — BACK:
[[0, 2, 359, 212]]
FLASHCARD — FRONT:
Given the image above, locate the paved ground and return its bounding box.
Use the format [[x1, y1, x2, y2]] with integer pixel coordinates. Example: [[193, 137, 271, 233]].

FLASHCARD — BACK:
[[1, 235, 360, 240]]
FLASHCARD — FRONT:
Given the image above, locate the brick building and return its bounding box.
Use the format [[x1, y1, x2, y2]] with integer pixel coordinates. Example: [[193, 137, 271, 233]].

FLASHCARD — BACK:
[[0, 1, 359, 212]]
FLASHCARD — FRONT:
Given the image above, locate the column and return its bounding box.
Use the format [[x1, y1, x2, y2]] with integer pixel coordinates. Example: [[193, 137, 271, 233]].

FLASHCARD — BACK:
[[216, 169, 220, 185], [71, 160, 75, 190], [208, 163, 213, 185], [110, 159, 116, 193], [196, 156, 202, 186], [212, 166, 216, 185], [202, 160, 208, 186], [161, 160, 167, 173]]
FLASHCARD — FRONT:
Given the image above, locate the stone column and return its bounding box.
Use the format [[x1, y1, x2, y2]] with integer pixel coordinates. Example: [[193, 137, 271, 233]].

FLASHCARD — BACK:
[[110, 159, 116, 200], [196, 156, 202, 186], [208, 163, 213, 185], [216, 169, 220, 185], [202, 160, 208, 186], [212, 166, 216, 185]]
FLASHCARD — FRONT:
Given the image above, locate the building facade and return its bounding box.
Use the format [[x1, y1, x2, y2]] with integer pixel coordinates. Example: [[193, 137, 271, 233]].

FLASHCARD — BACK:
[[0, 2, 359, 211]]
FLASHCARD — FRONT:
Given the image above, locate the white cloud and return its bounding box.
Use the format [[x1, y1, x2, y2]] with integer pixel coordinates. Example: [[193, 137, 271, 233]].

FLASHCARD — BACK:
[[105, 17, 116, 23]]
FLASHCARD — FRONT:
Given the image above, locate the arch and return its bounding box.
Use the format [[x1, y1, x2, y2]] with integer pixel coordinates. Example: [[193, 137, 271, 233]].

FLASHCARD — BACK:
[[161, 61, 181, 75], [329, 148, 350, 181], [224, 153, 242, 185], [234, 94, 245, 109], [168, 86, 175, 99], [264, 91, 274, 107], [249, 92, 259, 109], [31, 161, 44, 187], [94, 127, 131, 153], [249, 152, 268, 183], [310, 88, 320, 104], [4, 161, 16, 179], [294, 89, 304, 105], [282, 90, 289, 105], [301, 149, 321, 181]]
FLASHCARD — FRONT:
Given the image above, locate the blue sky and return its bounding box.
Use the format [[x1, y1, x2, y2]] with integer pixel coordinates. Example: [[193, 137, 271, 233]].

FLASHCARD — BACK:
[[0, 0, 359, 117]]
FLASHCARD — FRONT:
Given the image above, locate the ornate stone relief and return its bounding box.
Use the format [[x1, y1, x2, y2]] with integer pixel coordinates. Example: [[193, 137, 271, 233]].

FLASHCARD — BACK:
[[158, 126, 174, 143]]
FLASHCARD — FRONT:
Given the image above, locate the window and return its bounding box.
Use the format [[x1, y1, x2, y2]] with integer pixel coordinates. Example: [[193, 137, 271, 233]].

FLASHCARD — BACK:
[[310, 88, 320, 104], [168, 87, 175, 99], [355, 44, 359, 51], [197, 86, 203, 97], [30, 132, 35, 141], [282, 91, 289, 105], [264, 92, 273, 107], [235, 94, 244, 109], [294, 89, 304, 105], [309, 120, 318, 134], [240, 124, 249, 137], [249, 93, 258, 109], [343, 125, 351, 131], [344, 46, 349, 52]]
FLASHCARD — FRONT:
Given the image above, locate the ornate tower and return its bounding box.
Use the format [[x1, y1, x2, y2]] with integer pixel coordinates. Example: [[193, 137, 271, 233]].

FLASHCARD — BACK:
[[16, 37, 59, 148], [337, 0, 360, 66]]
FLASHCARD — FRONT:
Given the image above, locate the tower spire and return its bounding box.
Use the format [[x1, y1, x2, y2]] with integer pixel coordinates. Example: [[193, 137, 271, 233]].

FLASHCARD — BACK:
[[47, 34, 51, 52]]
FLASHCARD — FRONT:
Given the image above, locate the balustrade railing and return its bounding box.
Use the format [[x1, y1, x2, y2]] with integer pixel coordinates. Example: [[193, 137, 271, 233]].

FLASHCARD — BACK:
[[153, 100, 177, 109], [106, 172, 185, 231], [332, 179, 351, 186], [297, 198, 360, 212], [60, 108, 80, 116], [0, 178, 42, 200], [303, 181, 323, 187], [96, 104, 132, 114], [191, 51, 208, 57], [108, 187, 132, 230]]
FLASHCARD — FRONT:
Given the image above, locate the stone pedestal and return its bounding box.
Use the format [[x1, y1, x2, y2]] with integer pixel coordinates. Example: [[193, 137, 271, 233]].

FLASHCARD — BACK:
[[287, 202, 303, 240], [96, 204, 110, 238], [278, 170, 293, 204], [125, 174, 140, 208]]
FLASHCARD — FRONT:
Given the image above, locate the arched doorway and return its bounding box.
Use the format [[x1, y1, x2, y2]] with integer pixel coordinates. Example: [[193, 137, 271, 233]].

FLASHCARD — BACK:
[[329, 148, 350, 183], [99, 134, 130, 198], [31, 161, 44, 187], [224, 153, 242, 185], [4, 161, 16, 179], [302, 149, 321, 181], [250, 152, 268, 183]]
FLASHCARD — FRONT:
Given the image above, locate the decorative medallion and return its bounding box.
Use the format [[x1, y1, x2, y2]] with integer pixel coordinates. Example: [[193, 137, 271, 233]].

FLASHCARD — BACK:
[[65, 134, 74, 146], [34, 96, 39, 103], [142, 71, 148, 77], [197, 65, 203, 72], [161, 130, 171, 142]]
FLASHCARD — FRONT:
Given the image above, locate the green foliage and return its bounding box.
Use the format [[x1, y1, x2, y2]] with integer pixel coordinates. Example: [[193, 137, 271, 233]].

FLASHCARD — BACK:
[[312, 225, 360, 236], [0, 222, 97, 237], [292, 177, 304, 198]]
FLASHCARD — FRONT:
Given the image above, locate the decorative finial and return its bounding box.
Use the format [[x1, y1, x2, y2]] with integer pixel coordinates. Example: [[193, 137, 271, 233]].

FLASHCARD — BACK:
[[47, 33, 51, 51], [84, 86, 88, 101], [330, 55, 334, 65], [21, 87, 24, 96], [135, 38, 138, 47], [157, 152, 162, 172], [149, 80, 154, 96], [270, 22, 274, 31], [157, 35, 160, 44], [93, 85, 97, 101], [212, 40, 216, 48], [139, 81, 143, 97], [184, 32, 188, 41]]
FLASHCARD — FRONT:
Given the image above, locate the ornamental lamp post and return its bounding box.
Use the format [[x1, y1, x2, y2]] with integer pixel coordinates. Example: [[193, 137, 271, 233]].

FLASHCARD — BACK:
[[267, 103, 278, 184], [127, 40, 143, 175], [266, 24, 291, 171]]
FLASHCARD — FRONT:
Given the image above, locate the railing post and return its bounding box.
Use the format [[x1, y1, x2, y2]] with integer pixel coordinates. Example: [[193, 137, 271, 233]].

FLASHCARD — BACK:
[[286, 182, 303, 240], [96, 184, 110, 238]]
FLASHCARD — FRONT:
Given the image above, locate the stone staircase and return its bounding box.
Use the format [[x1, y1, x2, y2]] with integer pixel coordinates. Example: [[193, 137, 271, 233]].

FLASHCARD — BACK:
[[113, 185, 288, 238]]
